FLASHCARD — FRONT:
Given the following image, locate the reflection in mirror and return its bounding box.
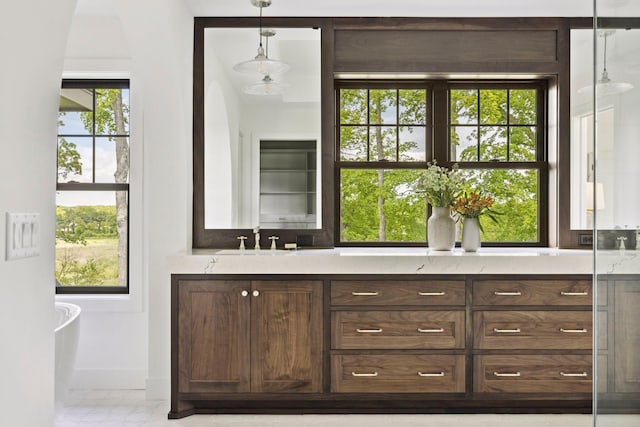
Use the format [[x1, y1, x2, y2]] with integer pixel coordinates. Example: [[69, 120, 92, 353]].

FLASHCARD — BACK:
[[203, 27, 321, 229], [570, 29, 640, 233]]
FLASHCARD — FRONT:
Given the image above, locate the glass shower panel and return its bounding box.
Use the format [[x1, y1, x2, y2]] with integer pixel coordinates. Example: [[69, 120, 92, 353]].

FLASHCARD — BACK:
[[594, 3, 640, 426]]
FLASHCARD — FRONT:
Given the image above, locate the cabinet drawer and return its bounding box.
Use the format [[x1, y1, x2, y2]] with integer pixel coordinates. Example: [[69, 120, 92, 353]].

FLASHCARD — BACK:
[[332, 311, 465, 349], [475, 355, 592, 393], [474, 311, 592, 350], [331, 280, 465, 306], [473, 279, 592, 306], [332, 354, 465, 393]]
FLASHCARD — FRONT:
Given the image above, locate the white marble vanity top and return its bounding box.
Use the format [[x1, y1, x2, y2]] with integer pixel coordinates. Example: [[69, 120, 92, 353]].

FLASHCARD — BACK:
[[165, 247, 640, 276]]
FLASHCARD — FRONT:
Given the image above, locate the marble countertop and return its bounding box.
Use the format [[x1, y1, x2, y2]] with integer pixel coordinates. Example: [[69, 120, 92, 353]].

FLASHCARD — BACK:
[[165, 247, 640, 276]]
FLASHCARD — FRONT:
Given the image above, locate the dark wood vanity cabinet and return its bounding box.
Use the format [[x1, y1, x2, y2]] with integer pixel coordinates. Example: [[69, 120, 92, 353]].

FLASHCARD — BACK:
[[171, 277, 323, 417], [171, 274, 598, 418]]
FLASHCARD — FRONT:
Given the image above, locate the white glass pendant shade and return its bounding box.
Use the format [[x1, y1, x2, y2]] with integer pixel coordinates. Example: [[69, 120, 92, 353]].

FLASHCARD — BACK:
[[243, 75, 289, 95], [232, 45, 290, 75], [578, 31, 633, 96]]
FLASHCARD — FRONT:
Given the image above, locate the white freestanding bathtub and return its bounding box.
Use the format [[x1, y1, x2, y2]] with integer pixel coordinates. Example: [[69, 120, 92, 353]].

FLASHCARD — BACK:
[[55, 302, 81, 408]]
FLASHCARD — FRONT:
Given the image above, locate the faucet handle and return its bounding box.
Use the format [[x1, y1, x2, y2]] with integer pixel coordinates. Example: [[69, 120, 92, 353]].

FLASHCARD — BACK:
[[237, 235, 247, 250], [269, 235, 279, 250]]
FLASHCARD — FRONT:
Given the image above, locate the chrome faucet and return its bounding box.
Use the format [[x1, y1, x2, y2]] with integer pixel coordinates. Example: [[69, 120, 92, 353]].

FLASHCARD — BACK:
[[253, 226, 261, 250]]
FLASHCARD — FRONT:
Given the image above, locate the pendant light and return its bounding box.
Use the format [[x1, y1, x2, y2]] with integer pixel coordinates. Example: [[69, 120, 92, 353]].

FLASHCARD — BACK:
[[244, 74, 289, 95], [578, 30, 633, 97], [233, 0, 290, 76], [242, 28, 289, 95]]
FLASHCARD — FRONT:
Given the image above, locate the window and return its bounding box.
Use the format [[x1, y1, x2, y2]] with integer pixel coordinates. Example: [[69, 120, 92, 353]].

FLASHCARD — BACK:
[[336, 81, 547, 246], [56, 79, 130, 293]]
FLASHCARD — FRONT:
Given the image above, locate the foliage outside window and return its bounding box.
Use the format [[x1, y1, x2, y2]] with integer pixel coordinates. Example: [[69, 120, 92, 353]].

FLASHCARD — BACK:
[[337, 81, 547, 246], [56, 80, 130, 293]]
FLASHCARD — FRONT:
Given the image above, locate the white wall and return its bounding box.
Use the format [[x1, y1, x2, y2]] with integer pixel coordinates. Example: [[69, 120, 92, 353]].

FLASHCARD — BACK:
[[0, 0, 77, 425], [113, 0, 194, 399]]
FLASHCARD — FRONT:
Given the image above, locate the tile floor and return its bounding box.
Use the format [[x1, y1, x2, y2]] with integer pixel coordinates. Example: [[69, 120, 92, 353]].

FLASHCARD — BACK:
[[54, 389, 638, 427]]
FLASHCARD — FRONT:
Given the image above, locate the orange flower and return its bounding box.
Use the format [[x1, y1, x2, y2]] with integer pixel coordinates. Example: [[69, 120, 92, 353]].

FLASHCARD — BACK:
[[454, 192, 495, 218]]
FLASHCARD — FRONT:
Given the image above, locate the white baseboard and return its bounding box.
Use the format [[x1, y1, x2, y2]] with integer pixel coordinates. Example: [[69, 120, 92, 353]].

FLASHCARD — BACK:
[[145, 376, 170, 400], [69, 369, 146, 390]]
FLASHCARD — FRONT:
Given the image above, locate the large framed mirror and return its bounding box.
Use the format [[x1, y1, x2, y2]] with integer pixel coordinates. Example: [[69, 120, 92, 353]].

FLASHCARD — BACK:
[[193, 17, 333, 248], [568, 20, 640, 249]]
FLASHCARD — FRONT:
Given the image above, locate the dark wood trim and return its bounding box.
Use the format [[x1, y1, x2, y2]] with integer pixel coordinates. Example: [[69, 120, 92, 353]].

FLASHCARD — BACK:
[[192, 17, 332, 249]]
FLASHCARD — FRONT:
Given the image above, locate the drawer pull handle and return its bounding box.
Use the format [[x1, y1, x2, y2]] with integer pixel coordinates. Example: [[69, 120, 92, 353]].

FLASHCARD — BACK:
[[418, 328, 445, 333], [494, 291, 522, 296], [351, 371, 379, 377], [351, 292, 379, 296], [493, 328, 521, 333], [418, 371, 446, 377], [356, 328, 383, 333], [418, 291, 446, 296], [560, 328, 588, 333], [560, 372, 588, 377], [560, 291, 589, 296], [494, 371, 521, 377]]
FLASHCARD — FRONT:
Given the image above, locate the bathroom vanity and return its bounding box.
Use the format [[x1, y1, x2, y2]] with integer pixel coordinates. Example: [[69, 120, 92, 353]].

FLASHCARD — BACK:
[[168, 248, 639, 418]]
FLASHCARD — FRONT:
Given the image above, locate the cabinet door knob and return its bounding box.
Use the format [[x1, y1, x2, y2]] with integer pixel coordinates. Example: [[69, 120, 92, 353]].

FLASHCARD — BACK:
[[493, 328, 521, 333], [560, 291, 589, 296], [241, 290, 249, 297], [494, 291, 522, 296], [560, 372, 588, 377], [418, 371, 446, 377], [252, 290, 260, 297], [351, 291, 379, 296], [418, 291, 446, 296]]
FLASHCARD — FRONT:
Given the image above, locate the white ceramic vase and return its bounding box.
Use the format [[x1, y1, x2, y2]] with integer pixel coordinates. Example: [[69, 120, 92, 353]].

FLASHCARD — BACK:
[[428, 207, 456, 251], [461, 216, 481, 252]]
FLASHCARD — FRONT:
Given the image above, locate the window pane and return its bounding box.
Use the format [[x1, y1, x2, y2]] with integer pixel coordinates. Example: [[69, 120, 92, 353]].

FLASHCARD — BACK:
[[399, 126, 426, 161], [451, 126, 477, 161], [369, 89, 397, 125], [450, 89, 478, 125], [480, 89, 507, 124], [55, 190, 128, 287], [459, 169, 539, 242], [340, 169, 426, 242], [95, 88, 130, 134], [510, 126, 536, 161], [399, 89, 426, 125], [479, 126, 508, 162], [95, 137, 130, 183], [369, 126, 397, 161], [340, 89, 367, 124], [340, 126, 368, 161], [509, 89, 537, 125], [58, 88, 93, 135], [57, 137, 93, 183]]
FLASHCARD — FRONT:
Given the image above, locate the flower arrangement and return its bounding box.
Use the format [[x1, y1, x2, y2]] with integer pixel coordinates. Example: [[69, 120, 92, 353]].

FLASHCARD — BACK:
[[453, 191, 500, 227], [420, 161, 463, 208]]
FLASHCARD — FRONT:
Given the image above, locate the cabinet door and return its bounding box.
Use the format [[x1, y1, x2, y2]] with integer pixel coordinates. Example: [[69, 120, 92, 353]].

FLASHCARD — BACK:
[[251, 280, 323, 393], [614, 280, 640, 392], [178, 280, 250, 393]]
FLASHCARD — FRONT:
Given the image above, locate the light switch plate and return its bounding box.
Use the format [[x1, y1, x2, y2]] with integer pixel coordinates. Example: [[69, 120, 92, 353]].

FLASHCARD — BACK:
[[6, 212, 40, 261]]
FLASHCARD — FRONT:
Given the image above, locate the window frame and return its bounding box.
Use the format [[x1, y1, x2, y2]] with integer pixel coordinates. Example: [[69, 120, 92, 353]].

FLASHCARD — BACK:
[[335, 79, 549, 247], [56, 79, 131, 295]]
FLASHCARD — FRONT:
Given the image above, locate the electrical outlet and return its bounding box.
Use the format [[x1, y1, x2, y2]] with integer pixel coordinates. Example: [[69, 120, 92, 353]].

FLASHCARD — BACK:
[[6, 213, 40, 260]]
